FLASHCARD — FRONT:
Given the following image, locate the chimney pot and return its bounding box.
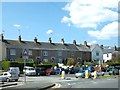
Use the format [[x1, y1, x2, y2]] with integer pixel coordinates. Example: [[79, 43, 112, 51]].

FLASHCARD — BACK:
[[84, 41, 87, 46], [18, 35, 21, 43], [73, 40, 76, 45], [61, 38, 65, 44], [34, 37, 37, 44], [1, 34, 4, 41], [48, 37, 52, 43]]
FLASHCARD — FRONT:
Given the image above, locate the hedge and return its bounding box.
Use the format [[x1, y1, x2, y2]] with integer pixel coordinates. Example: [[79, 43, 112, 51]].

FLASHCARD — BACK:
[[1, 61, 34, 73]]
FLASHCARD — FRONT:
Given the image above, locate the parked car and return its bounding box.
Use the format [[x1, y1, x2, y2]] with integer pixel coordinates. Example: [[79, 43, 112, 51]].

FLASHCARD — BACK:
[[0, 72, 19, 82], [23, 66, 36, 76], [75, 70, 85, 78], [46, 68, 56, 75], [55, 68, 62, 74], [109, 68, 119, 75], [8, 67, 20, 76], [96, 70, 105, 76], [69, 67, 75, 74], [35, 67, 49, 76], [91, 70, 104, 76]]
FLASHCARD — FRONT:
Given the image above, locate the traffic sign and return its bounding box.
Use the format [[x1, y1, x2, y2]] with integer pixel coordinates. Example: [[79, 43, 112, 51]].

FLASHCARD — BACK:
[[23, 49, 28, 55]]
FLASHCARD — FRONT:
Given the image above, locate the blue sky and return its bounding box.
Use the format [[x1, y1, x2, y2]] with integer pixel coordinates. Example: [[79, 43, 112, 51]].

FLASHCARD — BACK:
[[2, 0, 119, 46]]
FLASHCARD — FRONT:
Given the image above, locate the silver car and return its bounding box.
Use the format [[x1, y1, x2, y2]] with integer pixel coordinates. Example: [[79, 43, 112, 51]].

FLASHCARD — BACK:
[[0, 72, 19, 82], [75, 70, 85, 78]]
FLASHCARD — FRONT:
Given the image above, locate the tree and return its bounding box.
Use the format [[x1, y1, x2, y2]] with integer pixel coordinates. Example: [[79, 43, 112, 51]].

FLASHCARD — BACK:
[[66, 58, 75, 66]]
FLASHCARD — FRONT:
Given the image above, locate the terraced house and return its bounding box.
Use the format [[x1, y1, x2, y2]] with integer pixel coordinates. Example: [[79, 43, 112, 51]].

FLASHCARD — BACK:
[[0, 34, 103, 64]]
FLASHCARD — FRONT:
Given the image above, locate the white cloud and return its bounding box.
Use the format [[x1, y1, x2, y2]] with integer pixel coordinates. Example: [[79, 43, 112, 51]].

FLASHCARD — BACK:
[[61, 0, 119, 29], [88, 40, 97, 45], [46, 29, 53, 35], [88, 22, 118, 39], [13, 24, 21, 28]]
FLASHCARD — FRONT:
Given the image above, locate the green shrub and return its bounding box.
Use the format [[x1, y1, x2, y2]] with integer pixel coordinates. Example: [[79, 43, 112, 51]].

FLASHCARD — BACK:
[[1, 61, 10, 71], [1, 61, 34, 74]]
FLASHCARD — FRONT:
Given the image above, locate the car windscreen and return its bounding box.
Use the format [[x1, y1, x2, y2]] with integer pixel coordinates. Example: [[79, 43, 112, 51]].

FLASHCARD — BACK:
[[28, 68, 35, 70]]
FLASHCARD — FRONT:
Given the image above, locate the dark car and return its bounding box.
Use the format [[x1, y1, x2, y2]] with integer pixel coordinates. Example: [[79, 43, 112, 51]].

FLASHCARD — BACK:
[[69, 67, 75, 74], [46, 68, 56, 75], [35, 67, 49, 76]]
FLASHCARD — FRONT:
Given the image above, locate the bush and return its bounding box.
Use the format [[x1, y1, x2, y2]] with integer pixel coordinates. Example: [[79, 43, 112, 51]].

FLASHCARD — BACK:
[[1, 61, 10, 71], [1, 61, 34, 74]]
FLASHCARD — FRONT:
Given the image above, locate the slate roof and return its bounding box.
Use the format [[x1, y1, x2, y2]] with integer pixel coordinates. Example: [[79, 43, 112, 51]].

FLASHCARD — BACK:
[[76, 44, 91, 52], [102, 46, 115, 54], [3, 40, 79, 51]]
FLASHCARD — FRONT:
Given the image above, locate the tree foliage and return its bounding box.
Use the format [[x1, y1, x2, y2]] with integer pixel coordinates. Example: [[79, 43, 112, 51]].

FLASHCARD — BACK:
[[66, 58, 75, 66]]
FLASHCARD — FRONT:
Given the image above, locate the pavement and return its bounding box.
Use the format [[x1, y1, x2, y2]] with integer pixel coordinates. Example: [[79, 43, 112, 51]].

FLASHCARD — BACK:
[[1, 81, 55, 90]]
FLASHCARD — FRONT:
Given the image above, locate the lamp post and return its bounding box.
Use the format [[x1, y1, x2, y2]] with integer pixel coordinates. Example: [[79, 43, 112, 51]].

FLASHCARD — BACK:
[[23, 49, 28, 83], [24, 58, 26, 83]]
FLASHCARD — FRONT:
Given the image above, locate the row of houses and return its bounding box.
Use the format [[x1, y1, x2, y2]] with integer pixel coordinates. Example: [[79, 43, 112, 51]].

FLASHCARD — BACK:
[[0, 34, 118, 64]]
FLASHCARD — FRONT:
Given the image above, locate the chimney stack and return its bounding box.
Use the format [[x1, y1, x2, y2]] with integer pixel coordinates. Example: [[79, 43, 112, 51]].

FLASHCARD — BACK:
[[18, 35, 22, 43], [48, 37, 52, 44], [100, 45, 103, 49], [73, 40, 76, 45], [61, 38, 65, 44], [34, 37, 37, 44], [0, 34, 4, 41], [84, 41, 87, 46]]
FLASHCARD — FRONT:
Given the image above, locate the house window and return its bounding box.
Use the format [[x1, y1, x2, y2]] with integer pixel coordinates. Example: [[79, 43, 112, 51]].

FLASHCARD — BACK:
[[28, 50, 32, 55], [10, 49, 16, 55], [96, 51, 99, 56], [58, 51, 62, 56], [43, 51, 48, 56], [71, 52, 74, 56]]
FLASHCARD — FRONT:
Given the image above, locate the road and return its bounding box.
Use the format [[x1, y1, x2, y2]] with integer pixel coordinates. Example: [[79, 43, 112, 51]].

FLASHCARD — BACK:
[[1, 74, 119, 89], [58, 78, 119, 88]]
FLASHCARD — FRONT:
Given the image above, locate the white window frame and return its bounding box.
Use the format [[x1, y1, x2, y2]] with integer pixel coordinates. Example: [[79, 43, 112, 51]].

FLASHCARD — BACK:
[[28, 50, 32, 55], [10, 49, 16, 55], [43, 51, 48, 56]]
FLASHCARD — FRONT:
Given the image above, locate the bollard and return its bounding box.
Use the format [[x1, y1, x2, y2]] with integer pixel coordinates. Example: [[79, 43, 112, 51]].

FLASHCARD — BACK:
[[85, 70, 89, 79], [61, 71, 65, 79], [94, 71, 97, 79]]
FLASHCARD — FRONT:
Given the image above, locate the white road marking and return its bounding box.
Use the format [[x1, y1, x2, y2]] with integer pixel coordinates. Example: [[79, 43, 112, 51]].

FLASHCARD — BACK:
[[52, 83, 61, 88], [68, 83, 71, 85]]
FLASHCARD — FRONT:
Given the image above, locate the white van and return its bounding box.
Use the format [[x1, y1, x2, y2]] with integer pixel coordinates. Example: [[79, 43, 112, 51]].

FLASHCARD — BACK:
[[23, 66, 36, 76], [8, 67, 20, 76]]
